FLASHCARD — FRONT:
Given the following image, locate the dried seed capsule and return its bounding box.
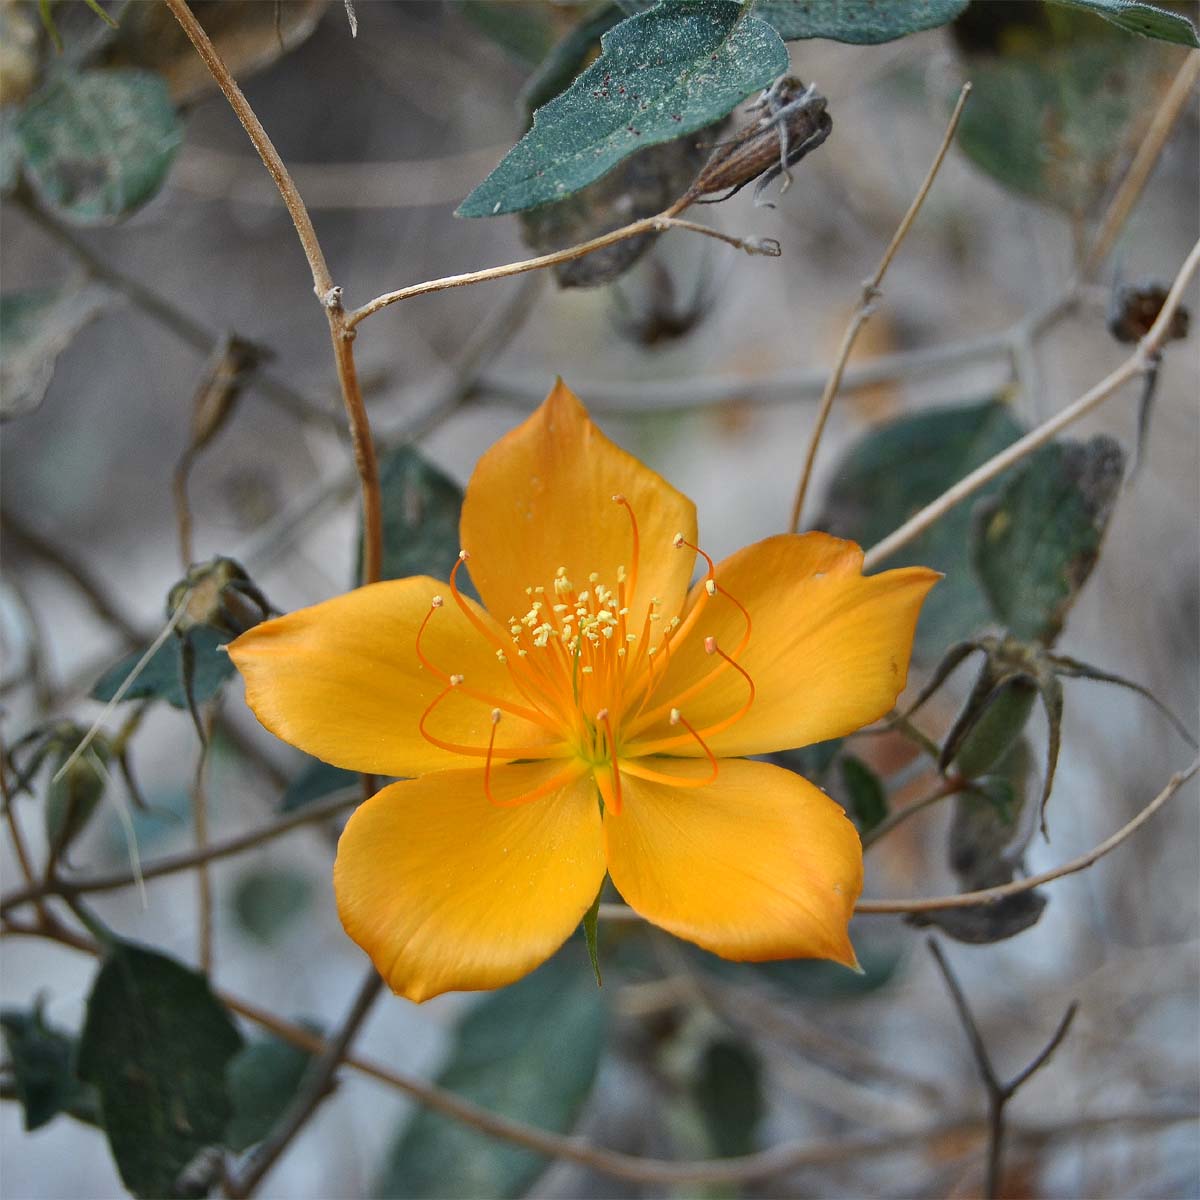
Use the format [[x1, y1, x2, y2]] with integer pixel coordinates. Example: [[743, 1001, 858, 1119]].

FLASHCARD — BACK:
[[684, 76, 832, 206], [1107, 281, 1190, 344]]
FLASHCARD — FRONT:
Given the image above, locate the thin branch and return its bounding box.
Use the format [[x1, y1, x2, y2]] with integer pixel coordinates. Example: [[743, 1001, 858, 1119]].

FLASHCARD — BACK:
[[15, 197, 341, 432], [788, 82, 972, 533], [1082, 53, 1200, 281], [860, 776, 963, 852], [345, 214, 777, 329], [0, 745, 50, 928], [235, 276, 544, 573], [225, 967, 384, 1198], [596, 755, 1199, 924], [1, 510, 142, 646], [163, 0, 382, 587], [928, 938, 1078, 1199], [190, 708, 216, 975], [854, 754, 1198, 915], [2, 916, 1193, 1187], [862, 235, 1200, 571], [0, 787, 359, 916]]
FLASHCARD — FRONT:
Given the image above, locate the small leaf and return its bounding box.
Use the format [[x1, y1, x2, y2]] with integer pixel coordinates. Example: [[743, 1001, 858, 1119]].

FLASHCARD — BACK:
[[582, 886, 603, 988], [754, 0, 969, 43], [376, 952, 606, 1200], [972, 435, 1126, 646], [839, 755, 887, 835], [943, 674, 1039, 780], [1048, 0, 1199, 46], [457, 0, 788, 217], [953, 18, 1173, 211], [519, 6, 627, 118], [0, 1003, 101, 1131], [231, 868, 313, 944], [225, 1027, 320, 1153], [1048, 653, 1197, 748], [459, 1, 558, 65], [280, 757, 359, 813], [367, 445, 465, 585], [769, 737, 843, 785], [0, 285, 114, 421], [1031, 666, 1064, 837], [819, 398, 1026, 661], [77, 941, 243, 1199], [16, 69, 182, 224], [693, 1037, 763, 1158], [909, 890, 1048, 943], [90, 627, 235, 710], [693, 939, 902, 997], [46, 733, 110, 866]]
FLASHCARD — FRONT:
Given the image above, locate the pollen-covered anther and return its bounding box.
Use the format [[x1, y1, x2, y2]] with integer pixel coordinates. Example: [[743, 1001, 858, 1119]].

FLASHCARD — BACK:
[[672, 532, 686, 549], [490, 708, 502, 725], [705, 580, 717, 597], [705, 636, 717, 655], [430, 596, 444, 609], [669, 707, 682, 726]]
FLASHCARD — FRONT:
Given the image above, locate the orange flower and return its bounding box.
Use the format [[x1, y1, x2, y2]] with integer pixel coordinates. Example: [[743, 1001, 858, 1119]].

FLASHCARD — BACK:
[[230, 382, 938, 1002]]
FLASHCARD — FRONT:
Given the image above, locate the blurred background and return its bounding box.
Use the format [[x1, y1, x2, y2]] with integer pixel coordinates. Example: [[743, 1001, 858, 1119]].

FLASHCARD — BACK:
[[1, 2, 1198, 1197]]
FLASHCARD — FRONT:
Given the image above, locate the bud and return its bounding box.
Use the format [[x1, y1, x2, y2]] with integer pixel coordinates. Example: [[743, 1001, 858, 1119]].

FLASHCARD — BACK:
[[167, 557, 271, 638], [43, 724, 110, 867], [1108, 281, 1190, 344], [686, 77, 831, 205]]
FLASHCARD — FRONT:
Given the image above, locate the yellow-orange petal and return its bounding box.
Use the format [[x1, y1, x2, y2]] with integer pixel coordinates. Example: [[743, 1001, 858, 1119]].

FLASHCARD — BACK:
[[334, 761, 604, 1002], [629, 533, 938, 757], [228, 575, 563, 777], [460, 379, 698, 630], [604, 756, 862, 965]]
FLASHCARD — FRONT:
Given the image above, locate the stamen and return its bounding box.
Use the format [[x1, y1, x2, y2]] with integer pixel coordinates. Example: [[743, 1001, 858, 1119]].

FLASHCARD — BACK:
[[670, 708, 719, 783], [487, 762, 586, 810], [597, 707, 623, 815], [483, 709, 501, 805], [613, 495, 640, 607], [417, 687, 567, 760]]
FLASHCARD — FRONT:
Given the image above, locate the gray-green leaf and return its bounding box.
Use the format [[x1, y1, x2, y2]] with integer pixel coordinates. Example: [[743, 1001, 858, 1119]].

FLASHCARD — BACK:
[[376, 953, 606, 1199], [819, 398, 1026, 661], [231, 867, 313, 944], [1048, 0, 1199, 46], [77, 942, 243, 1199], [839, 754, 887, 835], [971, 435, 1125, 646], [1, 1004, 101, 1131], [0, 285, 114, 420], [16, 69, 181, 224], [368, 444, 464, 584], [225, 1028, 320, 1153], [90, 627, 236, 710], [754, 0, 969, 43], [457, 0, 787, 217]]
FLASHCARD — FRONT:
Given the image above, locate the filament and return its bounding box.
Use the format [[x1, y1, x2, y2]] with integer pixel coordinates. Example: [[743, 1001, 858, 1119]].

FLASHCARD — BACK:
[[597, 708, 623, 815], [486, 761, 587, 810]]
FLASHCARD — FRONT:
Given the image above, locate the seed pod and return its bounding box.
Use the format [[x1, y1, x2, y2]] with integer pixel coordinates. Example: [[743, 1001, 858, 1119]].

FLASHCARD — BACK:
[[1108, 281, 1190, 344], [45, 725, 110, 868], [686, 77, 832, 205], [167, 556, 271, 638]]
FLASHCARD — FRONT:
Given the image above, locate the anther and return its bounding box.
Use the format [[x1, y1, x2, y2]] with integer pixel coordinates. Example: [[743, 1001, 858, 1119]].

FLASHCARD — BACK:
[[491, 708, 502, 724], [458, 549, 470, 561], [705, 636, 717, 654], [431, 596, 443, 609], [672, 533, 685, 549], [669, 708, 682, 725], [449, 674, 464, 686], [705, 580, 717, 596]]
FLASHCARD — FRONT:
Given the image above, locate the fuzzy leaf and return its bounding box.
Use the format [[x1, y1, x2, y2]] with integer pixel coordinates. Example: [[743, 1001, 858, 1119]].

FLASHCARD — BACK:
[[754, 0, 969, 43], [376, 953, 606, 1199], [972, 436, 1125, 646], [1048, 0, 1199, 46], [839, 755, 887, 834], [0, 1005, 101, 1131], [457, 0, 787, 217], [77, 942, 243, 1199], [819, 399, 1026, 660], [16, 69, 181, 224], [90, 627, 235, 710], [693, 1037, 763, 1158], [224, 1028, 320, 1153], [367, 445, 465, 585], [0, 285, 114, 420]]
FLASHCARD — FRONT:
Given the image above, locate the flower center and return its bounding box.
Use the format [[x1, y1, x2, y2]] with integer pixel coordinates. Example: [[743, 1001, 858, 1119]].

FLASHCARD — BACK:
[[414, 496, 755, 809]]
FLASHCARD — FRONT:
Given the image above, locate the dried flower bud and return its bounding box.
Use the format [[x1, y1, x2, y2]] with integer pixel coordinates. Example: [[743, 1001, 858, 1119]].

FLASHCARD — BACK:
[[1108, 282, 1190, 344], [168, 557, 271, 638], [686, 77, 831, 205]]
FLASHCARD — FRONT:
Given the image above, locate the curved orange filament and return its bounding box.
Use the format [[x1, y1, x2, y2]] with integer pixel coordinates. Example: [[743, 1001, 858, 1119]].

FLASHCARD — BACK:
[[483, 708, 500, 801], [597, 708, 623, 815], [415, 597, 560, 732], [630, 638, 756, 752], [486, 761, 587, 810], [418, 683, 568, 759], [613, 494, 640, 609], [621, 706, 718, 791]]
